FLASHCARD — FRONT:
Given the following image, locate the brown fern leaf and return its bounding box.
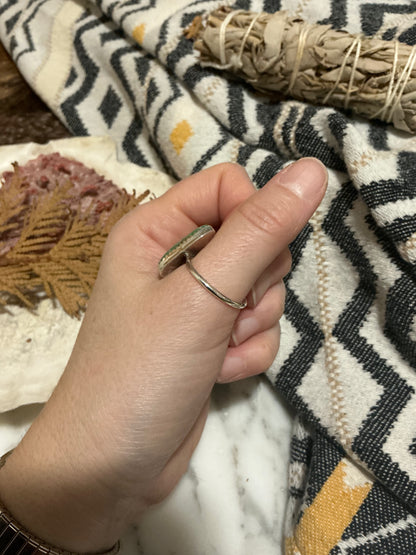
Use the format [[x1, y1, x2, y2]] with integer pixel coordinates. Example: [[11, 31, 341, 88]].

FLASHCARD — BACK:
[[100, 189, 150, 234], [31, 260, 92, 316], [0, 154, 151, 317], [9, 182, 72, 259], [0, 264, 41, 307], [0, 165, 29, 238], [49, 212, 104, 260]]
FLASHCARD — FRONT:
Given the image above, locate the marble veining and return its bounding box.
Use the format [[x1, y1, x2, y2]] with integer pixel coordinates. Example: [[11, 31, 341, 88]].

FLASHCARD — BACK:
[[135, 377, 294, 555]]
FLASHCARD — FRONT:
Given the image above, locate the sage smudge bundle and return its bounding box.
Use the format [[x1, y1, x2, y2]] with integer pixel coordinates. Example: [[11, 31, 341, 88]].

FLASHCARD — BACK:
[[187, 7, 416, 133]]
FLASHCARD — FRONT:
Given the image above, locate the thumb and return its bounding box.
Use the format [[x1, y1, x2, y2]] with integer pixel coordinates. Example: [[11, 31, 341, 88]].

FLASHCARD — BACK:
[[191, 158, 327, 306]]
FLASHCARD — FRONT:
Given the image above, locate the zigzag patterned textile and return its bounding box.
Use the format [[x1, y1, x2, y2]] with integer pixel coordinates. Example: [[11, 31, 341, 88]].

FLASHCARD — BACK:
[[2, 0, 416, 552]]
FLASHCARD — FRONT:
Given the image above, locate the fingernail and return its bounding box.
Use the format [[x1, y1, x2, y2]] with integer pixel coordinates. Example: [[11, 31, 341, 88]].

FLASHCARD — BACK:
[[218, 356, 243, 383], [274, 158, 327, 200], [232, 317, 258, 346]]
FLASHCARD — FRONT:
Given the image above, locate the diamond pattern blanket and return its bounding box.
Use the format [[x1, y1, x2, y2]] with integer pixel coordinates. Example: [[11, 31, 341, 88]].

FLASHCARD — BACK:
[[1, 0, 416, 552]]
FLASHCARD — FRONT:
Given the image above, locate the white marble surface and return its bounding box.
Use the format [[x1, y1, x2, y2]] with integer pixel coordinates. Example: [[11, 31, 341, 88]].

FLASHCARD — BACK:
[[0, 376, 294, 555]]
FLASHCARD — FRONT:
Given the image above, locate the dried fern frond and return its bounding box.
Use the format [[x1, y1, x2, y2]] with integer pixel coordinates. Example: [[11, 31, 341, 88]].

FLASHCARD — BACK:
[[0, 154, 150, 317], [0, 264, 39, 307], [10, 181, 72, 259], [0, 164, 28, 239]]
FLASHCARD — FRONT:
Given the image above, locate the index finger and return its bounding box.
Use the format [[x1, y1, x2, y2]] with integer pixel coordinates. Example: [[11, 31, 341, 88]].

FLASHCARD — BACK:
[[127, 162, 257, 255]]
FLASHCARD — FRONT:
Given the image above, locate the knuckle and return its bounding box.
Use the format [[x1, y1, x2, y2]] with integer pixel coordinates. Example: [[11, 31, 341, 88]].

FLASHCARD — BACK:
[[261, 284, 285, 323], [103, 214, 138, 258], [281, 249, 293, 276], [218, 161, 246, 176], [105, 219, 126, 249], [218, 162, 252, 191], [259, 332, 280, 369], [237, 192, 296, 238], [271, 284, 286, 321]]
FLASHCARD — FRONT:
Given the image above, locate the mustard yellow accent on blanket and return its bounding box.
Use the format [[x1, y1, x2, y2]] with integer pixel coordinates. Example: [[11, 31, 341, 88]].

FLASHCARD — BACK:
[[133, 23, 146, 45], [285, 536, 301, 554], [286, 460, 372, 555], [34, 2, 84, 108], [170, 120, 193, 154]]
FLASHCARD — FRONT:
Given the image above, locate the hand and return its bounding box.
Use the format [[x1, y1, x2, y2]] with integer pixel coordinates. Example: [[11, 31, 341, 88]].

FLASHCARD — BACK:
[[0, 159, 327, 552]]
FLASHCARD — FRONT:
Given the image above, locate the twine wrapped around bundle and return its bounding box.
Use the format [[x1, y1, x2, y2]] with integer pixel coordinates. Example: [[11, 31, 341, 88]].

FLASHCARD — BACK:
[[187, 7, 416, 133]]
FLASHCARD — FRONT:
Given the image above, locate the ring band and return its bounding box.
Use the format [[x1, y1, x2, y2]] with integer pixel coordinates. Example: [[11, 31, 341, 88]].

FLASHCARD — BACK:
[[185, 252, 247, 310], [158, 225, 247, 311]]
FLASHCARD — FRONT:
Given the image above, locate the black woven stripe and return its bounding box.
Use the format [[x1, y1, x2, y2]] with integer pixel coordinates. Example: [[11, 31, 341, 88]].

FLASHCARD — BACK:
[[5, 10, 21, 33], [121, 119, 150, 167], [149, 72, 182, 177], [290, 435, 313, 465], [296, 106, 347, 172], [342, 482, 412, 541], [255, 101, 286, 157], [361, 152, 416, 212], [287, 223, 313, 277], [381, 215, 416, 245], [398, 24, 416, 45], [61, 17, 102, 135], [0, 0, 18, 17], [120, 0, 156, 26], [318, 0, 347, 28], [110, 45, 158, 167], [166, 31, 196, 71], [338, 522, 416, 554], [251, 153, 283, 188], [320, 182, 416, 511], [275, 288, 324, 422], [232, 0, 252, 9], [236, 144, 257, 167], [110, 43, 145, 102], [361, 2, 416, 38], [227, 86, 248, 138], [363, 214, 416, 368], [135, 53, 152, 85], [303, 433, 343, 505], [154, 14, 169, 57], [14, 0, 48, 63], [157, 0, 215, 59], [182, 63, 215, 89], [101, 0, 118, 19], [190, 132, 230, 175], [368, 123, 389, 151], [263, 0, 282, 12]]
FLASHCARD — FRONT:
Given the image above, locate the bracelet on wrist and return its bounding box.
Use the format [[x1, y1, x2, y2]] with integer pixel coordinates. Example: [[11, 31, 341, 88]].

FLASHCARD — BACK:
[[0, 451, 120, 555]]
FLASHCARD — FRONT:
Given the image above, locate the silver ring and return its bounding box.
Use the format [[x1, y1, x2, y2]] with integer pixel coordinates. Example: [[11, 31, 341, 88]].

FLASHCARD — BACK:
[[185, 252, 247, 310], [158, 225, 247, 310], [158, 225, 215, 278]]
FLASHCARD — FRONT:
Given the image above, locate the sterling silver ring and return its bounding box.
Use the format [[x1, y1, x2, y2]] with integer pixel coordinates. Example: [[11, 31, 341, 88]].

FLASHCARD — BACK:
[[185, 252, 247, 310], [158, 225, 247, 310]]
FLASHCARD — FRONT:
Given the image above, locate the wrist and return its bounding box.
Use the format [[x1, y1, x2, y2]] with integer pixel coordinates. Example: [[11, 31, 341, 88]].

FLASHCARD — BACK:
[[0, 448, 120, 553], [0, 501, 120, 555], [0, 416, 131, 554]]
